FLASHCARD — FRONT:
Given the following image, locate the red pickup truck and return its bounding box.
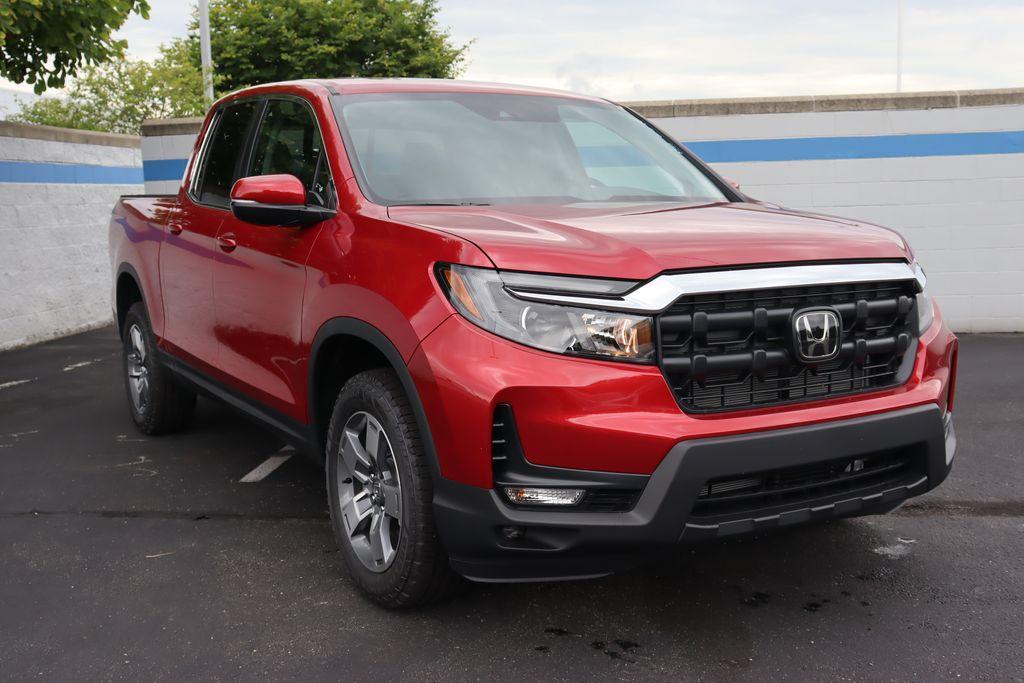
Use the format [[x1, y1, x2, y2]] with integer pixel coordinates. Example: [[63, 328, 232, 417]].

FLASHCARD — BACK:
[[109, 79, 958, 607]]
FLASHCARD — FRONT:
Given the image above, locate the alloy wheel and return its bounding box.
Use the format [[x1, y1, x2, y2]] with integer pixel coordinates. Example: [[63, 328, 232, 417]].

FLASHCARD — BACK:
[[335, 411, 403, 572]]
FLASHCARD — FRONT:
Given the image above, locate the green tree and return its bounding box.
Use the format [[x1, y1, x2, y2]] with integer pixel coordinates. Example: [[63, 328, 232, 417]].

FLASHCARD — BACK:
[[193, 0, 469, 92], [7, 0, 472, 134], [10, 44, 205, 134], [0, 0, 150, 93]]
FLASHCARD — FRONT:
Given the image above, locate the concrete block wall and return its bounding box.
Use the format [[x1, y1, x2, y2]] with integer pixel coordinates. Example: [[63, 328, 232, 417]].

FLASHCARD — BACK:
[[140, 88, 1024, 333], [630, 89, 1024, 333], [141, 118, 202, 195], [0, 122, 143, 351]]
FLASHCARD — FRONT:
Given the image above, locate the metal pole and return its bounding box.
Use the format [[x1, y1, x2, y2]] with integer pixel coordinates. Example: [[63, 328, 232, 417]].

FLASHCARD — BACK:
[[896, 0, 904, 92], [199, 0, 214, 104]]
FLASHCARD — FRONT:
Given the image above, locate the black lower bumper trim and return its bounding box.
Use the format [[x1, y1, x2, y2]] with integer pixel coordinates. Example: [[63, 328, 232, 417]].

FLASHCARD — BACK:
[[681, 475, 928, 540], [433, 404, 955, 582]]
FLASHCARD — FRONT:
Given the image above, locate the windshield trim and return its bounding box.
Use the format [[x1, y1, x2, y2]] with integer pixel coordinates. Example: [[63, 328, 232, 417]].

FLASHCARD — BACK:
[[328, 91, 743, 208]]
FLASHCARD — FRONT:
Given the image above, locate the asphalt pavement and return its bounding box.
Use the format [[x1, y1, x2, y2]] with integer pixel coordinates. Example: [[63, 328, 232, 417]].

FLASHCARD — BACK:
[[1, 327, 1022, 681]]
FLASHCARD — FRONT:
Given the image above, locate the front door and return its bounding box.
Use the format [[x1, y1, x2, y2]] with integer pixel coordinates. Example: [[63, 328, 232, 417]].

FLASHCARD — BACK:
[[213, 97, 336, 421]]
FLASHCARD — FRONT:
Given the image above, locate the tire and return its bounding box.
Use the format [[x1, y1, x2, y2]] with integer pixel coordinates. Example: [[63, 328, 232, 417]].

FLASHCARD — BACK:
[[326, 368, 463, 608], [121, 302, 196, 435]]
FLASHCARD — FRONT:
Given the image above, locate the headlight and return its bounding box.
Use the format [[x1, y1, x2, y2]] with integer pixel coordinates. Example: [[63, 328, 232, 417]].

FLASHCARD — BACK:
[[436, 264, 655, 362], [914, 262, 934, 332], [917, 289, 934, 332]]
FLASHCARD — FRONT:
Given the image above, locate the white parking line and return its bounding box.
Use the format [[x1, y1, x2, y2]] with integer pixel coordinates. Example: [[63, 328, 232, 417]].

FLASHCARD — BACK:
[[63, 359, 100, 372], [240, 447, 294, 483], [0, 379, 33, 390]]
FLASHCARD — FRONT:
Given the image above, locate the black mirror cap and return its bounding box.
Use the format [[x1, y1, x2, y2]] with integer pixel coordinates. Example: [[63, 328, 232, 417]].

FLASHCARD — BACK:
[[230, 199, 336, 228]]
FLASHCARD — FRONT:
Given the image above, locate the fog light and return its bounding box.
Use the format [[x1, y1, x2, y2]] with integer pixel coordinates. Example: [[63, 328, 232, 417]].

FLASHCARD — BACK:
[[503, 487, 585, 506]]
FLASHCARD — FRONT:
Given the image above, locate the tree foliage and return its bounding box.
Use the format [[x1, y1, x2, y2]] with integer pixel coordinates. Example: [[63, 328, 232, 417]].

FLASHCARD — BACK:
[[198, 0, 469, 92], [6, 0, 472, 134], [10, 44, 205, 134], [0, 0, 150, 93]]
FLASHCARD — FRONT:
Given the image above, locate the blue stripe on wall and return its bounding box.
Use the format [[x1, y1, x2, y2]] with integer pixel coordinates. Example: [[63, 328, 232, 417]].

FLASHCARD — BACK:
[[142, 158, 188, 182], [686, 130, 1024, 163], [135, 128, 1024, 182], [0, 160, 143, 184]]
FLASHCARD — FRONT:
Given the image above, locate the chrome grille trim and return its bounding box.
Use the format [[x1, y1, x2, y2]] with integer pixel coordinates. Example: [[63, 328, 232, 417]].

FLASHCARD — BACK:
[[505, 261, 925, 313]]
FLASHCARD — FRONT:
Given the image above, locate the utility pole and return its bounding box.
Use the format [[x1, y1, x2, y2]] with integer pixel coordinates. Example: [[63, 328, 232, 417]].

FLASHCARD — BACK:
[[896, 0, 904, 92], [199, 0, 214, 105]]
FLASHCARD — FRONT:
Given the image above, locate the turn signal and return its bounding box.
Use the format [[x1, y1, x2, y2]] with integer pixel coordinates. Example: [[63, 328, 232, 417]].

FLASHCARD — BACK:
[[441, 266, 483, 320]]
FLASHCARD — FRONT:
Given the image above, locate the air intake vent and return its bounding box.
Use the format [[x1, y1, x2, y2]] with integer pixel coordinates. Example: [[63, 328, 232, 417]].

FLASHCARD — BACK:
[[579, 490, 642, 512], [691, 449, 918, 519], [492, 404, 514, 462]]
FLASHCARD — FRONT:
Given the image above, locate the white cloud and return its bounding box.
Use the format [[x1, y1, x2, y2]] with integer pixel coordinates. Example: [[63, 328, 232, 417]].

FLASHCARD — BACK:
[[3, 0, 1022, 101], [116, 0, 194, 61], [436, 0, 1024, 99]]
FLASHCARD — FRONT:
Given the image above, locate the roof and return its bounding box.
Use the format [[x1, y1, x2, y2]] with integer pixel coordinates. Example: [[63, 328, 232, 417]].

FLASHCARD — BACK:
[[236, 77, 605, 102]]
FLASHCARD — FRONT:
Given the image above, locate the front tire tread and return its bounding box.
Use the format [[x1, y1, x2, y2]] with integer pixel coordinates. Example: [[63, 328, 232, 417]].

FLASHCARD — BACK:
[[327, 368, 463, 608]]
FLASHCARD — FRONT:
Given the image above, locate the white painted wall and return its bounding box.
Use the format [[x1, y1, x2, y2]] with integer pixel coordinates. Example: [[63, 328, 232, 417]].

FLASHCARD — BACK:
[[0, 129, 142, 351], [141, 131, 196, 195], [653, 104, 1024, 333]]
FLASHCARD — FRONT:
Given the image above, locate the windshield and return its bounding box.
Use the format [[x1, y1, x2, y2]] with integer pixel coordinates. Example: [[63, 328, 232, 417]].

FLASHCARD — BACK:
[[330, 92, 729, 207]]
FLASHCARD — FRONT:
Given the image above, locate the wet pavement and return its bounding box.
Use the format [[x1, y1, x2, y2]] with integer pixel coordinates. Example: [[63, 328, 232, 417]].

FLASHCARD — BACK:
[[1, 328, 1022, 680]]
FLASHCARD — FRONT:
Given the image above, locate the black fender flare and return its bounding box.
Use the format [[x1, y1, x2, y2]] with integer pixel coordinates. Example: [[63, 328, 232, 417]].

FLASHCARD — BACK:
[[308, 317, 442, 480], [115, 262, 149, 336]]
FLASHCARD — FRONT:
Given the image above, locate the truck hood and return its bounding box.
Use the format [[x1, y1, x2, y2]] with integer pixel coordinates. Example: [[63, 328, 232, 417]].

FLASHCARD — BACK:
[[389, 201, 911, 280]]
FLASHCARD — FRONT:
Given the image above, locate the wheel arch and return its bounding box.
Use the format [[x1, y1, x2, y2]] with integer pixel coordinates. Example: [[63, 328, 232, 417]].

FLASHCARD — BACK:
[[115, 263, 148, 338], [309, 318, 441, 478]]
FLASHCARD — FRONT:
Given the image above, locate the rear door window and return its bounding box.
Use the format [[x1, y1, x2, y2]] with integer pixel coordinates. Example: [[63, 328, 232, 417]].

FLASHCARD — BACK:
[[196, 100, 260, 207]]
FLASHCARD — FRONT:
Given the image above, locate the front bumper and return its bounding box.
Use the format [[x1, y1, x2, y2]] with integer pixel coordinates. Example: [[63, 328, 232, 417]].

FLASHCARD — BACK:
[[434, 405, 956, 581], [408, 307, 958, 582]]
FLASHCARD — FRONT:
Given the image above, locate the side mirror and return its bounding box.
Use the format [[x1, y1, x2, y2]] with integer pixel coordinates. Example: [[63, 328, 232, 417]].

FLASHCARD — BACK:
[[229, 174, 335, 227], [724, 177, 741, 191]]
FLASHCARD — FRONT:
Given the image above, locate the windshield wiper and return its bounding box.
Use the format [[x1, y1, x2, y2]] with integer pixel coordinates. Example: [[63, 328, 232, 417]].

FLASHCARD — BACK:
[[388, 201, 491, 207], [603, 194, 689, 202]]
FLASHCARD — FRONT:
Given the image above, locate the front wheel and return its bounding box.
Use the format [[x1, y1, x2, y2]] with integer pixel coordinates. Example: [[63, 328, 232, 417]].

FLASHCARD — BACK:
[[326, 369, 462, 607]]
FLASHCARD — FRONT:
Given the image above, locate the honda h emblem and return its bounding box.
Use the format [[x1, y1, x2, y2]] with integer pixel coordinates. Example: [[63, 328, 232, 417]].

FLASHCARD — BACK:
[[793, 308, 841, 362]]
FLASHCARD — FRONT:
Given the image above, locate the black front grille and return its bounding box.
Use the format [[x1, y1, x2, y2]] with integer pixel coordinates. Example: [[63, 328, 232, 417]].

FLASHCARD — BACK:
[[691, 449, 918, 519], [657, 275, 919, 412]]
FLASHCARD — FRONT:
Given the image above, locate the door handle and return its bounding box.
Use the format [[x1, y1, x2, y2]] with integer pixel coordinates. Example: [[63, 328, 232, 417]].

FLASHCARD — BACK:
[[217, 234, 237, 252], [168, 222, 183, 235]]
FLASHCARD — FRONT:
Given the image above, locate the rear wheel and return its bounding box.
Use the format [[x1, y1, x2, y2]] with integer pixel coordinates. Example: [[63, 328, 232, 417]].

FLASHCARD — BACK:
[[326, 368, 462, 607], [121, 303, 196, 434]]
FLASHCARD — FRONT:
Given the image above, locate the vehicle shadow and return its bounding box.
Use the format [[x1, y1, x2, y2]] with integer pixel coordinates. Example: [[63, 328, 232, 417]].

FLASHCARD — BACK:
[[404, 518, 926, 674], [117, 396, 945, 677]]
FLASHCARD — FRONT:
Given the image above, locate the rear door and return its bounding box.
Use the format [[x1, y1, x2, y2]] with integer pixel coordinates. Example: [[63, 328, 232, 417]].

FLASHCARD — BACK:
[[160, 100, 260, 372], [213, 96, 336, 421]]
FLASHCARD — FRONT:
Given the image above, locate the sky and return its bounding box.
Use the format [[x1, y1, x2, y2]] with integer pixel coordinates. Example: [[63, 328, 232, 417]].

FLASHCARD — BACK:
[[3, 0, 1023, 106]]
